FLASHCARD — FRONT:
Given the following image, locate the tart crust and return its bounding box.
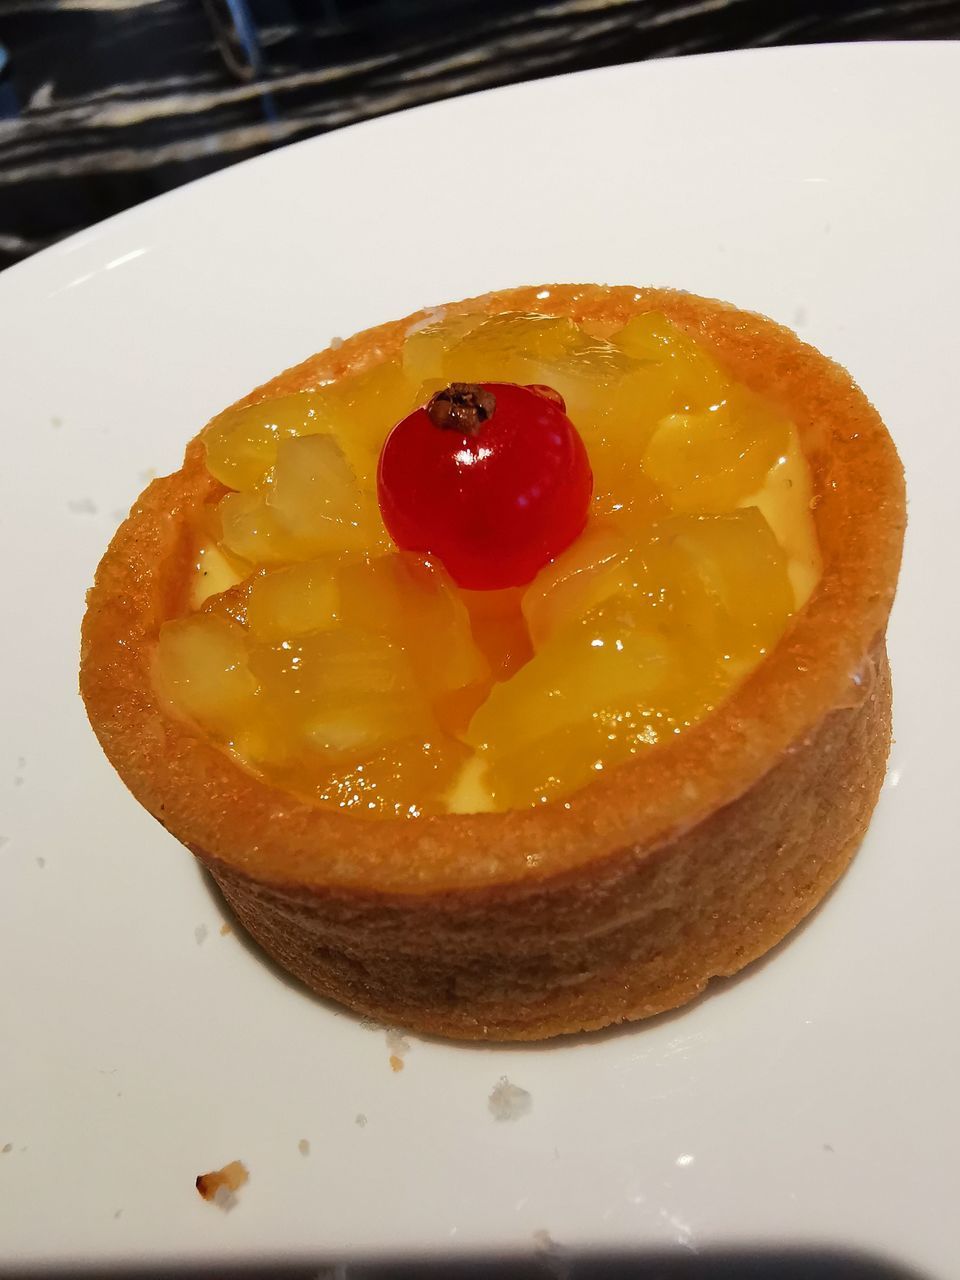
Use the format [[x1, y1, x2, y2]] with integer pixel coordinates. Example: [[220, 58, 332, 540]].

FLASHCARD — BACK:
[[80, 285, 905, 1040]]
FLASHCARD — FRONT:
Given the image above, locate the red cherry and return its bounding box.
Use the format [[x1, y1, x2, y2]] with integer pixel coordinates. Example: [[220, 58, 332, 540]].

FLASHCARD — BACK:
[[377, 382, 593, 590]]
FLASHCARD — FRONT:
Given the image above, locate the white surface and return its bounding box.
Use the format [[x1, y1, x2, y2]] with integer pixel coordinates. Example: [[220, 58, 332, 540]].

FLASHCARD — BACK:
[[0, 42, 957, 1276]]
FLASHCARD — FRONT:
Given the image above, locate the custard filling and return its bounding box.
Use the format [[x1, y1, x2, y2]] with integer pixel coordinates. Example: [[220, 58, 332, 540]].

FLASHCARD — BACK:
[[154, 309, 821, 816]]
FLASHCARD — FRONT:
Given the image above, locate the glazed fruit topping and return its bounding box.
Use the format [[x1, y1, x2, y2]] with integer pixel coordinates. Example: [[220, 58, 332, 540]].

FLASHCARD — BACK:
[[159, 306, 822, 817]]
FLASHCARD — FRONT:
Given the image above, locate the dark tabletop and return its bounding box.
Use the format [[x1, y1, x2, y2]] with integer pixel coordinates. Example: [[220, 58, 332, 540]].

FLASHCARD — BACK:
[[1, 0, 958, 272]]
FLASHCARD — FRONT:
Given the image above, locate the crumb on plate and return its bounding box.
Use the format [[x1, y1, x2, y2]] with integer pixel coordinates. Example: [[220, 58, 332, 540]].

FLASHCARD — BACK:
[[196, 1159, 248, 1209], [489, 1076, 532, 1121], [386, 1027, 410, 1072]]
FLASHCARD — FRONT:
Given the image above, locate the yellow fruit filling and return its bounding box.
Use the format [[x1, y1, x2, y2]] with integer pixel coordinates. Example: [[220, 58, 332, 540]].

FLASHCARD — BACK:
[[157, 308, 821, 816]]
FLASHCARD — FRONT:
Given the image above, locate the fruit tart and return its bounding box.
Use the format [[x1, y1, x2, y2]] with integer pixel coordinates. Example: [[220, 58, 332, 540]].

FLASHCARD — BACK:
[[80, 285, 905, 1041]]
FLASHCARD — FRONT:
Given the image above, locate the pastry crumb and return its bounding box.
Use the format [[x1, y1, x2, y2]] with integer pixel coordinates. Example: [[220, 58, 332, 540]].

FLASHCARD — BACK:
[[196, 1160, 248, 1209], [194, 924, 208, 946], [489, 1076, 532, 1121], [386, 1024, 412, 1075], [35, 856, 45, 868], [533, 1228, 558, 1252], [298, 1139, 310, 1156], [113, 1209, 123, 1220], [355, 1113, 367, 1128], [385, 1028, 409, 1054], [1, 1143, 12, 1154], [386, 1028, 410, 1073], [219, 922, 233, 936]]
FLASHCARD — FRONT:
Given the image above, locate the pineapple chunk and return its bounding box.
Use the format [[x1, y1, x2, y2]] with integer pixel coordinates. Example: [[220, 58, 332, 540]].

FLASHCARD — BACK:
[[250, 627, 408, 701], [245, 557, 342, 642], [664, 510, 794, 668], [442, 313, 579, 386], [203, 364, 415, 498], [155, 615, 256, 733], [466, 591, 709, 808], [740, 438, 822, 608], [338, 554, 489, 725], [402, 313, 485, 386], [203, 392, 326, 491], [248, 628, 432, 762], [218, 490, 304, 565], [611, 312, 728, 412], [467, 596, 684, 755], [310, 361, 418, 489], [479, 720, 640, 811], [524, 333, 639, 429], [522, 519, 630, 650], [579, 315, 731, 521], [267, 434, 391, 557], [642, 387, 792, 514]]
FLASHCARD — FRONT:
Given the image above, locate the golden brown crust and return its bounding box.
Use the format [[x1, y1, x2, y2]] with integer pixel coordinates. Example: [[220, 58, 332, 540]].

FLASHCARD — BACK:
[[80, 284, 905, 1040]]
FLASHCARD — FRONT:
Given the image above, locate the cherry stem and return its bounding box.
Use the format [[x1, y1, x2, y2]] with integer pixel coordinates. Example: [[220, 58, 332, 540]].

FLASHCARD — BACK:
[[426, 383, 496, 435]]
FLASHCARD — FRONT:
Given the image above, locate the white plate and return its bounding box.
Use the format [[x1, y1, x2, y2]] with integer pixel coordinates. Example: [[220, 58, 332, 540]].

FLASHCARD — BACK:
[[1, 42, 957, 1277]]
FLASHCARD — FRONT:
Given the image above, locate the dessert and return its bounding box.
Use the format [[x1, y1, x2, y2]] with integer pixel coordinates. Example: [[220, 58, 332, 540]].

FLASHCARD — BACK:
[[80, 285, 905, 1040]]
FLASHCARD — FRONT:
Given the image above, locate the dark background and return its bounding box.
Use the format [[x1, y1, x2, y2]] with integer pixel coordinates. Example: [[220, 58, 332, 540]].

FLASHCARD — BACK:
[[1, 0, 958, 271]]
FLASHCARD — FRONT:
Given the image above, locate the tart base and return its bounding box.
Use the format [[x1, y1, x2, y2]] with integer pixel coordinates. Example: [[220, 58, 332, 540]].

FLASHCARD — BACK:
[[205, 643, 890, 1041]]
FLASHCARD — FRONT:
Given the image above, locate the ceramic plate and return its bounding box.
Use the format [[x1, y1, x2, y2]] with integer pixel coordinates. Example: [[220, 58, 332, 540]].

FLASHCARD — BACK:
[[1, 42, 957, 1278]]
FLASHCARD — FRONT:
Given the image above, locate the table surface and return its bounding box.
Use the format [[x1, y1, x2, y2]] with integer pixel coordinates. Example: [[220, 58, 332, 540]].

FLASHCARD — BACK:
[[1, 0, 958, 271]]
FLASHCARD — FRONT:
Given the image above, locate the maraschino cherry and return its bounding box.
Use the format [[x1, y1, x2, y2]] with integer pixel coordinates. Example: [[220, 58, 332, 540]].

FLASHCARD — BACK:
[[377, 382, 593, 590]]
